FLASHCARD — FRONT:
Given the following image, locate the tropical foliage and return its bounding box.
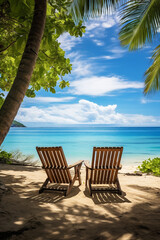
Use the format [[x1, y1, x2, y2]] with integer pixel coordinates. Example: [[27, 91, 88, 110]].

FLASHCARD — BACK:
[[138, 157, 160, 176], [70, 0, 119, 21], [0, 0, 85, 97], [12, 120, 26, 127], [0, 148, 37, 165], [0, 0, 160, 145], [0, 0, 86, 145], [119, 0, 160, 93], [70, 0, 160, 94], [0, 148, 12, 164]]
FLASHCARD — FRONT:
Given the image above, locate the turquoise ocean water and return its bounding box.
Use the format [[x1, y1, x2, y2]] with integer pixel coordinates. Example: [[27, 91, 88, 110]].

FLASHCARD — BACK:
[[2, 127, 160, 166]]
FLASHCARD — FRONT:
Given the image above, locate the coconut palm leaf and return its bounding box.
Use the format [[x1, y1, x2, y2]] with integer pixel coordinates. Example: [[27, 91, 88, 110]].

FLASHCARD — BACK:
[[144, 45, 160, 93], [70, 0, 120, 22], [119, 0, 160, 50]]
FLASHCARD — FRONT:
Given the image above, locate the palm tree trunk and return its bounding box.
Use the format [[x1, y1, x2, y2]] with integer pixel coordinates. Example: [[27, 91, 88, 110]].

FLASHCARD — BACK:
[[0, 0, 47, 145]]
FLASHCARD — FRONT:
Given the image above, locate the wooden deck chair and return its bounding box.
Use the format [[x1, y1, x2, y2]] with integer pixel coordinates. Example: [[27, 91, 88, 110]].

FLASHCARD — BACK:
[[85, 147, 123, 196], [36, 147, 83, 196]]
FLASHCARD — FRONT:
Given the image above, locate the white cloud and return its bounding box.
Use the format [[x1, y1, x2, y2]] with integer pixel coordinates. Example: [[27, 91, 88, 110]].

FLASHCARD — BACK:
[[110, 37, 117, 42], [141, 98, 160, 104], [109, 47, 126, 54], [102, 18, 116, 28], [83, 15, 118, 46], [92, 39, 104, 46], [86, 22, 100, 31], [85, 15, 117, 32], [57, 16, 117, 51], [66, 52, 93, 77], [26, 97, 75, 103], [70, 76, 143, 96], [89, 47, 126, 60], [90, 55, 116, 60], [89, 34, 95, 38], [58, 33, 81, 51], [17, 99, 160, 126]]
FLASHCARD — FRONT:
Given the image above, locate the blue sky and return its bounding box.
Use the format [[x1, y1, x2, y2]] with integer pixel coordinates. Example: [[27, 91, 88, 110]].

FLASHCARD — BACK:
[[17, 14, 160, 127]]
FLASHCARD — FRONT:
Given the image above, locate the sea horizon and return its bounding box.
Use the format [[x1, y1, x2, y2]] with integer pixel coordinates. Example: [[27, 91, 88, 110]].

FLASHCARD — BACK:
[[2, 126, 160, 166]]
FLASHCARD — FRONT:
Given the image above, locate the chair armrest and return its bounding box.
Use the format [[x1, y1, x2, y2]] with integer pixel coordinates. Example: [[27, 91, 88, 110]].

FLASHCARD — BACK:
[[84, 161, 92, 170], [119, 164, 122, 170], [67, 160, 84, 169]]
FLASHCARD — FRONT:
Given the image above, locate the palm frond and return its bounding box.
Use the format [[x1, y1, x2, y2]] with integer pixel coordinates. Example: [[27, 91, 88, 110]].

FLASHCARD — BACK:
[[144, 45, 160, 94], [70, 0, 120, 22], [119, 0, 160, 50]]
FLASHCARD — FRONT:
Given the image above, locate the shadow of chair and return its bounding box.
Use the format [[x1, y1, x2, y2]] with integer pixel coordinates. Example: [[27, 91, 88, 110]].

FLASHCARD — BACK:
[[28, 185, 81, 204], [84, 189, 131, 204]]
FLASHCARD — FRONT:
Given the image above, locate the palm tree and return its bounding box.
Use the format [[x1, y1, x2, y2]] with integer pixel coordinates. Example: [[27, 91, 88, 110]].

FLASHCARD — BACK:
[[0, 0, 47, 145], [70, 0, 119, 21], [0, 0, 118, 145], [118, 0, 160, 93], [71, 0, 160, 94], [1, 0, 159, 145]]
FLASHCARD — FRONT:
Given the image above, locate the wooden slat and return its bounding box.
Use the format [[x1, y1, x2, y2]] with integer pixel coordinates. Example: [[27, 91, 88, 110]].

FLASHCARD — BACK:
[[108, 150, 115, 184], [97, 150, 103, 183], [91, 147, 96, 184], [59, 148, 71, 183], [93, 150, 100, 184], [106, 150, 113, 184], [59, 150, 70, 183], [113, 148, 123, 183], [41, 150, 54, 183], [60, 147, 72, 182], [101, 150, 107, 184], [37, 149, 51, 182], [109, 150, 116, 184], [52, 149, 64, 183], [104, 150, 111, 184], [46, 150, 57, 183], [56, 149, 67, 183], [50, 150, 61, 183], [112, 151, 119, 184], [55, 149, 65, 183], [45, 150, 58, 183]]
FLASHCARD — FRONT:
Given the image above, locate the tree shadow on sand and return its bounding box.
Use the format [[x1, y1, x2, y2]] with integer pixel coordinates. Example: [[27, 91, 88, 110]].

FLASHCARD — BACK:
[[0, 167, 160, 240]]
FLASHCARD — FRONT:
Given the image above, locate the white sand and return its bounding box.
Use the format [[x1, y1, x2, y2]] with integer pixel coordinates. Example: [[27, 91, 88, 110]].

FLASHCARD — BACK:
[[0, 163, 160, 240]]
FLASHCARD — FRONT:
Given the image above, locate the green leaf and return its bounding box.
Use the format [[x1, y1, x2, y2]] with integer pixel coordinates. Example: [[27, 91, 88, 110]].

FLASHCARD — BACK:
[[0, 0, 85, 97], [69, 0, 119, 22], [144, 45, 160, 93], [119, 0, 160, 50], [138, 157, 160, 176]]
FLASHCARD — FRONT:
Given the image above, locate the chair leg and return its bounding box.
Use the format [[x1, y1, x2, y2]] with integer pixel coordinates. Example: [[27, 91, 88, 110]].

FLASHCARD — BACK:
[[66, 175, 76, 196], [74, 164, 82, 186], [88, 179, 92, 196], [39, 178, 49, 194], [77, 164, 82, 186], [86, 168, 88, 188], [116, 177, 122, 195], [78, 169, 82, 186]]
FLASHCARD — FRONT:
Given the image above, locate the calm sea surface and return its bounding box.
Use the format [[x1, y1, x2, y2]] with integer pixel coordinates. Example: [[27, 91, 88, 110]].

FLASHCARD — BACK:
[[2, 127, 160, 165]]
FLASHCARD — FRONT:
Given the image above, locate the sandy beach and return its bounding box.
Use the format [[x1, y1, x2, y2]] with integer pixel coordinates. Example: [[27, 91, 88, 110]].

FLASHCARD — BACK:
[[0, 163, 160, 240]]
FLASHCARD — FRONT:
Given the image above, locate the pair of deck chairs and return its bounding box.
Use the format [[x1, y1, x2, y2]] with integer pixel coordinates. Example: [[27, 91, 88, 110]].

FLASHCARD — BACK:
[[36, 146, 123, 196]]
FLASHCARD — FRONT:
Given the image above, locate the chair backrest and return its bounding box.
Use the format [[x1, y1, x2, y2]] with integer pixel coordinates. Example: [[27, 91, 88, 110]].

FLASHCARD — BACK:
[[90, 147, 123, 184], [36, 147, 72, 183]]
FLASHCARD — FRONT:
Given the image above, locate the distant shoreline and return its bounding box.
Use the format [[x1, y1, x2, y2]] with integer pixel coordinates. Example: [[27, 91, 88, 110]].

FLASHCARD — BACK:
[[11, 120, 26, 127], [10, 126, 160, 128]]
